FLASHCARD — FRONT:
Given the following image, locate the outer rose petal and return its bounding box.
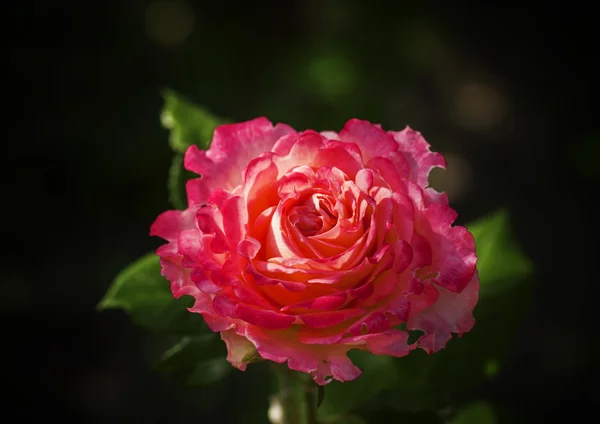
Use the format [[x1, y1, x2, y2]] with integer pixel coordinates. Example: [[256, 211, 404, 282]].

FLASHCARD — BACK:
[[150, 208, 197, 241], [338, 119, 399, 161], [176, 276, 234, 332], [221, 330, 258, 370], [185, 177, 213, 206], [184, 117, 296, 192], [150, 208, 199, 293], [418, 202, 477, 293], [244, 326, 361, 385], [320, 130, 339, 140], [407, 272, 479, 353], [390, 126, 446, 189], [343, 329, 410, 357]]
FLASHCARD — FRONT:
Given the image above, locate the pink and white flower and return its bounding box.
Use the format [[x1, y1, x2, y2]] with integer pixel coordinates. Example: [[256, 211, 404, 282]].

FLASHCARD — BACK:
[[151, 117, 479, 385]]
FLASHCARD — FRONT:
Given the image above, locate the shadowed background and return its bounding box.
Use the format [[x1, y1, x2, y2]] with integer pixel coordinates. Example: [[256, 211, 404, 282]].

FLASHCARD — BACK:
[[7, 0, 597, 422]]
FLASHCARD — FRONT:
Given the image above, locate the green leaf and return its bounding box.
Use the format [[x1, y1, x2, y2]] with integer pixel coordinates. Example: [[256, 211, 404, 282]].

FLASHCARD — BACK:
[[155, 334, 232, 386], [318, 351, 398, 420], [167, 154, 186, 210], [467, 209, 533, 296], [160, 89, 229, 154], [167, 154, 197, 210], [449, 401, 496, 424], [161, 90, 230, 209], [98, 253, 206, 334]]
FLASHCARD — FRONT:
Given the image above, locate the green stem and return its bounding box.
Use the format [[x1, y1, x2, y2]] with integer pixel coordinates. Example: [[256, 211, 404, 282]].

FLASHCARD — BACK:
[[272, 365, 319, 424], [273, 365, 300, 424], [303, 379, 318, 424]]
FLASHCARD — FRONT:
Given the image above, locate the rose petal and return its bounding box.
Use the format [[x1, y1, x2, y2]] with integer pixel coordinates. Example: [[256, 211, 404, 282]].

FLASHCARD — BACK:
[[185, 117, 296, 190], [159, 258, 188, 293], [221, 196, 247, 245], [407, 273, 479, 353], [390, 126, 446, 189], [213, 294, 238, 318], [277, 171, 314, 197], [260, 283, 338, 309], [267, 195, 304, 259], [231, 277, 280, 310], [150, 208, 197, 241], [243, 155, 280, 226], [221, 329, 258, 371], [313, 145, 363, 179], [320, 130, 339, 140], [177, 230, 202, 263], [347, 311, 389, 336], [342, 329, 410, 357], [185, 177, 214, 207], [273, 132, 326, 177], [370, 151, 413, 187], [235, 304, 295, 330], [282, 292, 348, 313], [195, 206, 228, 254], [338, 118, 399, 162], [327, 355, 363, 382], [297, 320, 354, 345], [244, 326, 362, 385], [355, 168, 374, 193], [418, 203, 477, 292], [174, 279, 233, 332], [272, 133, 305, 156], [300, 308, 366, 328], [407, 280, 439, 318], [208, 189, 233, 208], [325, 140, 364, 166], [190, 268, 221, 294], [424, 187, 449, 206], [391, 192, 416, 243]]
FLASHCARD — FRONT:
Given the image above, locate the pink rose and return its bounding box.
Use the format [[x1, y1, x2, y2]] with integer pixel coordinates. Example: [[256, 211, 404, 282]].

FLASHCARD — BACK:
[[150, 118, 478, 385]]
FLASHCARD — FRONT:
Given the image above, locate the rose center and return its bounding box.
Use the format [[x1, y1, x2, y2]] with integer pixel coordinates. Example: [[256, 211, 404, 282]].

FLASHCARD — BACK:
[[289, 193, 338, 237], [292, 205, 323, 236]]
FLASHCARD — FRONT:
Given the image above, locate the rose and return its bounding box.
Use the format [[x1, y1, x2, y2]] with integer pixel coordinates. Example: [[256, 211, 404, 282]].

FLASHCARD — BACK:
[[151, 117, 478, 385]]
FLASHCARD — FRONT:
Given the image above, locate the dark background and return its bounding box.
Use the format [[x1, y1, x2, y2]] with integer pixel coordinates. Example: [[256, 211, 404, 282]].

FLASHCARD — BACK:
[[7, 0, 597, 422]]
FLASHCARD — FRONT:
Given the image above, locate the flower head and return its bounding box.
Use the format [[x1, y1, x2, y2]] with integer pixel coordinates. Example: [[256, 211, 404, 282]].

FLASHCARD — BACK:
[[151, 118, 478, 385]]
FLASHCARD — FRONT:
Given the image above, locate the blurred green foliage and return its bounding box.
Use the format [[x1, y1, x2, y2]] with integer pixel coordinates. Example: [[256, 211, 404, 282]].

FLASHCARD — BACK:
[[98, 253, 206, 334], [161, 89, 230, 153], [468, 210, 533, 291], [162, 90, 230, 209], [449, 401, 496, 424], [154, 334, 232, 386]]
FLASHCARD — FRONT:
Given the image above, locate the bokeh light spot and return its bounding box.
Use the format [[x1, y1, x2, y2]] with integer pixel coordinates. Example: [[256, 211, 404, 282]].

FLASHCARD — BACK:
[[307, 53, 357, 103], [145, 1, 195, 47], [268, 396, 284, 424], [451, 82, 509, 132], [429, 153, 473, 202], [484, 358, 499, 378]]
